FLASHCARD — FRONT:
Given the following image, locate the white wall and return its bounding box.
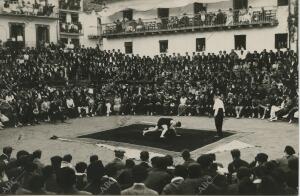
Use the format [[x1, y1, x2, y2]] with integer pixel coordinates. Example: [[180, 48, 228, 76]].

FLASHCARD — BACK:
[[0, 16, 58, 47], [79, 11, 100, 47], [102, 3, 289, 56]]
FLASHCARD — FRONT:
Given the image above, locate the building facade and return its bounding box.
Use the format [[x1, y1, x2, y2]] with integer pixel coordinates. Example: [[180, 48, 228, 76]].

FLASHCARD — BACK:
[[0, 0, 59, 48], [100, 0, 297, 56]]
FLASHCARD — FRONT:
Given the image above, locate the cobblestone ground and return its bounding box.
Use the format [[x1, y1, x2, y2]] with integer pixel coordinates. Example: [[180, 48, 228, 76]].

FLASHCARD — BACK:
[[0, 116, 298, 167]]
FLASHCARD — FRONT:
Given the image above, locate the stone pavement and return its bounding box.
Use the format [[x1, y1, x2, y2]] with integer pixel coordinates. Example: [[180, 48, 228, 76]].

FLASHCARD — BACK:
[[0, 115, 298, 168]]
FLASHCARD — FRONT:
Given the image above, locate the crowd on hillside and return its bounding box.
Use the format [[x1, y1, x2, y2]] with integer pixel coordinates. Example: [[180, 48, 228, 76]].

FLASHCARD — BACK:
[[0, 45, 298, 129], [0, 145, 298, 194], [109, 7, 274, 34]]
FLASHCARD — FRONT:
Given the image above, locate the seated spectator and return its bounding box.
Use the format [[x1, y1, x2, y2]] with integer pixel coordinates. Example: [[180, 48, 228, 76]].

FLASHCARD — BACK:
[[162, 165, 188, 195], [228, 149, 249, 183], [0, 146, 13, 164], [75, 162, 88, 191], [117, 159, 135, 190], [139, 151, 151, 169], [100, 163, 121, 194], [61, 154, 73, 168], [276, 145, 297, 172], [32, 150, 44, 175], [227, 166, 255, 194], [84, 160, 105, 194], [181, 149, 196, 168], [145, 157, 172, 194], [177, 163, 202, 194], [121, 165, 158, 195], [56, 167, 91, 194]]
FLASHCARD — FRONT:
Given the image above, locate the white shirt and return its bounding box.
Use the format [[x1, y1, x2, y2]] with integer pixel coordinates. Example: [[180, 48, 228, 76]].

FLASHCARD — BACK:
[[66, 98, 75, 108], [180, 97, 187, 105], [213, 98, 225, 112]]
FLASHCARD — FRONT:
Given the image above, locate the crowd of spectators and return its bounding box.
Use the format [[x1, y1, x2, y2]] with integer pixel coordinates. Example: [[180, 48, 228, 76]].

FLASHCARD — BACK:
[[0, 44, 298, 129], [107, 7, 275, 34], [1, 0, 55, 17], [0, 145, 298, 194], [60, 21, 83, 34]]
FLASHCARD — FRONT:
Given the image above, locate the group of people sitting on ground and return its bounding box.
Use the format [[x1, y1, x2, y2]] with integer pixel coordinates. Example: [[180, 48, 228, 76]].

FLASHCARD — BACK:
[[0, 145, 298, 195]]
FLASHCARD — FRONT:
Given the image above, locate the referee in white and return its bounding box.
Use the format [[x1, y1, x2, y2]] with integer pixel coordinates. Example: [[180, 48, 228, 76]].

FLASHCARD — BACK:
[[213, 95, 225, 137]]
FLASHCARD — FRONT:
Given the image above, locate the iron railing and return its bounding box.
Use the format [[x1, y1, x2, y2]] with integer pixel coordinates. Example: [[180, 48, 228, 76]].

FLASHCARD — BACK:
[[102, 7, 278, 37]]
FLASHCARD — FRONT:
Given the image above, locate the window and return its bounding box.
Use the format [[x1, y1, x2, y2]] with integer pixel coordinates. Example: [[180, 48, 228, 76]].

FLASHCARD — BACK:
[[71, 13, 79, 23], [233, 0, 248, 9], [159, 40, 168, 53], [278, 0, 288, 6], [123, 9, 133, 20], [60, 13, 67, 23], [158, 8, 169, 18], [194, 3, 206, 14], [234, 35, 246, 50], [196, 38, 206, 51], [275, 33, 288, 49], [9, 23, 25, 42], [125, 42, 133, 54]]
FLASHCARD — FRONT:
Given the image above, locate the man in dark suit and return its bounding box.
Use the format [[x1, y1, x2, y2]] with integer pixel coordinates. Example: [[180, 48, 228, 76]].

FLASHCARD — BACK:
[[109, 148, 126, 173], [121, 165, 158, 195], [145, 157, 172, 194], [228, 149, 249, 183], [139, 151, 151, 169]]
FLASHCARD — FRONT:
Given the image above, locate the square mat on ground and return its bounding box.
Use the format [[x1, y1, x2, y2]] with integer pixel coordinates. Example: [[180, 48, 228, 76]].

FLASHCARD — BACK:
[[78, 124, 234, 152]]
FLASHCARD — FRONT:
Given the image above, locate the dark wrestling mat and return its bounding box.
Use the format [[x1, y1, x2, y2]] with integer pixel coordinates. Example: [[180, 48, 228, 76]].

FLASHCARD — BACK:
[[78, 124, 234, 152]]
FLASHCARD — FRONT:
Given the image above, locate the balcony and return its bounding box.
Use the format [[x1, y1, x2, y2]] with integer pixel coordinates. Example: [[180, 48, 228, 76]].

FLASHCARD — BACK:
[[102, 7, 278, 38], [0, 2, 58, 19], [60, 21, 83, 36]]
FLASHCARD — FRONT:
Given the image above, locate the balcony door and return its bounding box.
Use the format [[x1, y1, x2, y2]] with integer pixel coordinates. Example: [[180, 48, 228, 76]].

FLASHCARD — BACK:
[[233, 0, 248, 10], [158, 8, 169, 29], [36, 25, 49, 48]]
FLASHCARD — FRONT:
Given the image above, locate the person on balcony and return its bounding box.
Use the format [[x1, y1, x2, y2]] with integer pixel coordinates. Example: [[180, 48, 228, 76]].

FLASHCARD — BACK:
[[115, 20, 123, 32], [180, 13, 189, 28], [226, 8, 234, 25], [215, 9, 226, 25], [136, 18, 144, 31]]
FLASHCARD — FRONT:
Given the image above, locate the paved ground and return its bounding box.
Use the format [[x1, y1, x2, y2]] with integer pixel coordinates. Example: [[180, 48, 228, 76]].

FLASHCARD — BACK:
[[0, 116, 298, 168]]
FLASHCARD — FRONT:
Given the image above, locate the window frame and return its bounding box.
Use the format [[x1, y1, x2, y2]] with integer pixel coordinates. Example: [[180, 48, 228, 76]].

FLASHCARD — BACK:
[[159, 40, 168, 53]]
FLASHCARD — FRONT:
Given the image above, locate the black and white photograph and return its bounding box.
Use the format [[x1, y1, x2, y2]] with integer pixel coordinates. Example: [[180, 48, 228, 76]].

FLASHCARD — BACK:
[[0, 0, 298, 195]]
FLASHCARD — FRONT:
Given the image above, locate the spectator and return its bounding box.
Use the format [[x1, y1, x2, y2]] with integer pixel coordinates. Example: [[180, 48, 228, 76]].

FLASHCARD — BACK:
[[121, 165, 158, 195], [139, 151, 151, 169], [181, 149, 196, 168], [162, 165, 188, 195], [56, 167, 91, 194]]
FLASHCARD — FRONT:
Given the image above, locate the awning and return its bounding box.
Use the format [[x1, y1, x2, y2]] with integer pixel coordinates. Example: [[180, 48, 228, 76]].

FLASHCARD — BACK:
[[100, 0, 229, 16]]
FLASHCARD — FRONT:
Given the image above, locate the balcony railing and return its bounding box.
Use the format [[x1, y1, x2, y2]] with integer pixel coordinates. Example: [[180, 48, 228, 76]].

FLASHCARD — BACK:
[[60, 22, 83, 35], [0, 3, 58, 19], [102, 7, 278, 38]]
